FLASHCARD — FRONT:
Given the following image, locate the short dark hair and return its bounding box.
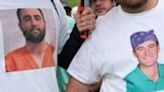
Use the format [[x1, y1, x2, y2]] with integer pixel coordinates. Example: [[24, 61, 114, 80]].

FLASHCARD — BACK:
[[17, 8, 45, 21], [64, 6, 72, 16]]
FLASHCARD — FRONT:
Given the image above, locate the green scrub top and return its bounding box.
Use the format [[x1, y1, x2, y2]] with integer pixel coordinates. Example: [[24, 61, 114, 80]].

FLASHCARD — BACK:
[[124, 64, 164, 92], [57, 66, 70, 92]]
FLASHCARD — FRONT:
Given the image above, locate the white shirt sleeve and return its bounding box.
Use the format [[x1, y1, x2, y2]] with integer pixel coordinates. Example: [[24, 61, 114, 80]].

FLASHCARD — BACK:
[[67, 38, 99, 84], [67, 20, 107, 84], [52, 0, 70, 54]]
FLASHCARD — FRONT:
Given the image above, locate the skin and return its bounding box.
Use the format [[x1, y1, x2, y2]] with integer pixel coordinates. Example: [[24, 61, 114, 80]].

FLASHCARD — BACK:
[[76, 0, 115, 32], [66, 77, 90, 92], [75, 7, 96, 32], [18, 9, 48, 67], [133, 40, 159, 82], [134, 41, 159, 68], [116, 0, 158, 13], [91, 0, 114, 16], [18, 9, 46, 43], [66, 0, 159, 92]]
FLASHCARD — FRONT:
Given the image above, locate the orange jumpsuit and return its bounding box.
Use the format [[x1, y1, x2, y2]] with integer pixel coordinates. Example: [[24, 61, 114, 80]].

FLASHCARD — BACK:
[[5, 44, 55, 72]]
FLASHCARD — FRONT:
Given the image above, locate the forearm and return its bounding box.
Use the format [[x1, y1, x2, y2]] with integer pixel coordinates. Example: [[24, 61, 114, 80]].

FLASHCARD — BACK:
[[58, 24, 85, 69], [66, 77, 89, 92]]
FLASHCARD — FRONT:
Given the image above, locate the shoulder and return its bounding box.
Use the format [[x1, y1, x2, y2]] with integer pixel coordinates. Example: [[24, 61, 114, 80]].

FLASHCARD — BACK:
[[5, 46, 26, 59], [159, 64, 164, 77], [5, 46, 26, 69], [46, 43, 55, 51], [159, 64, 164, 67], [124, 67, 139, 81], [159, 64, 164, 70]]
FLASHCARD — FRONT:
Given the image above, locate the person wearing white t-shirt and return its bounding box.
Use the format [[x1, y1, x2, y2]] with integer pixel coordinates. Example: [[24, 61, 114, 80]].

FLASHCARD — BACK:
[[0, 0, 96, 92], [67, 0, 164, 92], [59, 0, 117, 91]]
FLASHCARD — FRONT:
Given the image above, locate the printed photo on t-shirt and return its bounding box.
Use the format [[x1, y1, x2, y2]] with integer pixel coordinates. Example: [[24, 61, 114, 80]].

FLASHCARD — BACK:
[[0, 8, 56, 73]]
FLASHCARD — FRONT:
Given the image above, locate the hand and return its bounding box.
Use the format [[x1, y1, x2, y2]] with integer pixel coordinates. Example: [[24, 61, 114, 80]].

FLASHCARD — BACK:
[[75, 7, 96, 33]]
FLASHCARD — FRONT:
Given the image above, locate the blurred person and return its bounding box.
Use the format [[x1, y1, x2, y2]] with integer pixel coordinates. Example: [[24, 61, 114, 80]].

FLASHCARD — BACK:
[[60, 0, 116, 67], [124, 30, 164, 92], [76, 0, 115, 33], [91, 0, 115, 16], [66, 0, 164, 92]]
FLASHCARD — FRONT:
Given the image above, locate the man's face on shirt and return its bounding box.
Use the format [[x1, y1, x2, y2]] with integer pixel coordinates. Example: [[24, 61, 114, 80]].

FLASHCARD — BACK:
[[18, 8, 46, 43], [116, 0, 148, 9], [133, 40, 159, 68]]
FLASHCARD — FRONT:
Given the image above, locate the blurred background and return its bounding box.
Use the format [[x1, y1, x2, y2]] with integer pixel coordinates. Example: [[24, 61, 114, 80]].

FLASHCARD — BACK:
[[61, 0, 79, 8]]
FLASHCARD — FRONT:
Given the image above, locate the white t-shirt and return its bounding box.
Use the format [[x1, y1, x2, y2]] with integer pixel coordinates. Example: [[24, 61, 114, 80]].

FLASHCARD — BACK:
[[68, 0, 164, 92], [0, 0, 68, 92]]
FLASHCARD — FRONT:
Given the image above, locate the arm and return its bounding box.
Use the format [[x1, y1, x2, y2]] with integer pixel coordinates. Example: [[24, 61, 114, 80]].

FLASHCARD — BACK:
[[58, 7, 96, 69], [58, 24, 85, 69], [66, 77, 90, 92]]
